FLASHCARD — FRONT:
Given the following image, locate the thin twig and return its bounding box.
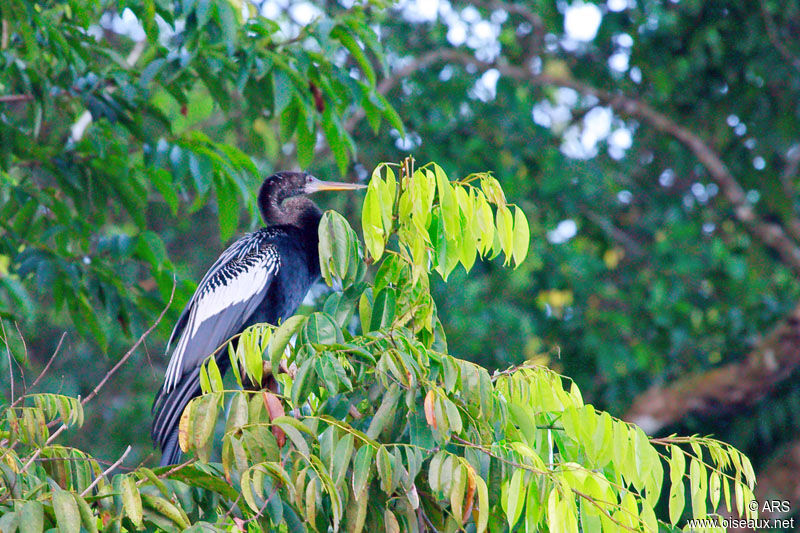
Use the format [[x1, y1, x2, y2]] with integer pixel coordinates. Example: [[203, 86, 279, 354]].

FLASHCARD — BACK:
[[19, 423, 68, 474], [80, 445, 132, 497], [134, 457, 197, 487], [157, 458, 196, 479], [13, 322, 27, 393], [18, 280, 174, 473], [1, 321, 14, 404], [81, 278, 175, 407], [8, 332, 67, 409]]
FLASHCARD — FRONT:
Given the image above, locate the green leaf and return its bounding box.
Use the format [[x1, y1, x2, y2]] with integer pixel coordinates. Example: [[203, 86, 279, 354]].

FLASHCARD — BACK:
[[512, 205, 530, 267], [332, 433, 355, 487], [450, 462, 466, 524], [136, 230, 169, 268], [709, 471, 721, 511], [269, 314, 306, 373], [689, 458, 707, 518], [192, 393, 219, 461], [322, 107, 349, 175], [443, 397, 462, 434], [369, 286, 396, 331], [331, 25, 376, 85], [141, 493, 190, 529], [52, 490, 81, 533], [474, 192, 495, 256], [18, 501, 43, 533], [496, 204, 514, 265], [318, 210, 362, 289], [352, 445, 375, 497], [366, 383, 401, 439], [291, 355, 316, 405], [225, 392, 248, 434], [75, 495, 98, 533], [375, 92, 404, 136], [280, 97, 299, 141], [506, 469, 525, 528], [296, 117, 315, 168], [303, 312, 342, 345], [120, 474, 144, 529], [213, 172, 240, 242], [273, 417, 311, 455], [205, 355, 223, 392], [475, 474, 489, 533], [272, 71, 293, 115], [362, 178, 385, 260], [435, 165, 459, 237], [376, 445, 393, 493]]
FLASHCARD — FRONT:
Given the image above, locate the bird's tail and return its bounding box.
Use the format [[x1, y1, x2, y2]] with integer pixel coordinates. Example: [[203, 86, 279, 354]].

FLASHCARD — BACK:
[[159, 428, 183, 467], [151, 355, 229, 466]]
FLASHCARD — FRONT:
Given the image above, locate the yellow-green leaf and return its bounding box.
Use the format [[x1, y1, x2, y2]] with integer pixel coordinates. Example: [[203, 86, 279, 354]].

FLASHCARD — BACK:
[[512, 205, 530, 267], [496, 205, 514, 264], [505, 469, 525, 528]]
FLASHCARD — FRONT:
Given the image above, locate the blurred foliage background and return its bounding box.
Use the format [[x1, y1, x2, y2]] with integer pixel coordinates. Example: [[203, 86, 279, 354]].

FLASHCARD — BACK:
[[2, 0, 800, 525]]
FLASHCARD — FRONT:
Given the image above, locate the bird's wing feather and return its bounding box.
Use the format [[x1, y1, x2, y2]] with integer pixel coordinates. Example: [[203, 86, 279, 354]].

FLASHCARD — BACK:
[[165, 233, 268, 350], [161, 237, 279, 393]]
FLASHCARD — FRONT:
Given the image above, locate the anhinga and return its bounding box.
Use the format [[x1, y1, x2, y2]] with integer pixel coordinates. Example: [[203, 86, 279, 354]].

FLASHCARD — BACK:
[[152, 171, 365, 466]]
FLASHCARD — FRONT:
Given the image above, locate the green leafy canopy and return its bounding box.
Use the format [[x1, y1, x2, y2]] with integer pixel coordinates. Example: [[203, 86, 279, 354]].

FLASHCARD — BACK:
[[1, 160, 756, 532]]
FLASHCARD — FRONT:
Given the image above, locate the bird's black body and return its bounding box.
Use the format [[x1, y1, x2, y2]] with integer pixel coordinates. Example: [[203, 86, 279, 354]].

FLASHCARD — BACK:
[[152, 172, 362, 466]]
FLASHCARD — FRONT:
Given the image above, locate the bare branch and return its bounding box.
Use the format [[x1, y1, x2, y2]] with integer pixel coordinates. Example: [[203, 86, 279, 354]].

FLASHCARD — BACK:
[[17, 333, 66, 405], [81, 277, 175, 407], [19, 282, 174, 474], [624, 300, 800, 433], [80, 445, 132, 497], [1, 19, 8, 50], [0, 94, 35, 103], [584, 211, 644, 258], [1, 321, 14, 404], [759, 0, 800, 72]]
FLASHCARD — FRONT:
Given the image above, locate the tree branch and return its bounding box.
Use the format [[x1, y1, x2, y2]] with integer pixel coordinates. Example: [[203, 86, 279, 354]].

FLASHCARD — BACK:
[[759, 0, 800, 73], [624, 301, 800, 433], [0, 94, 35, 103], [583, 210, 645, 258], [80, 445, 131, 497]]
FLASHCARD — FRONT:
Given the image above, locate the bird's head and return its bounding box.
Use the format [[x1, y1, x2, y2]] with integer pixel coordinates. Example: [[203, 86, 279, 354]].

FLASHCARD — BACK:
[[258, 171, 365, 226]]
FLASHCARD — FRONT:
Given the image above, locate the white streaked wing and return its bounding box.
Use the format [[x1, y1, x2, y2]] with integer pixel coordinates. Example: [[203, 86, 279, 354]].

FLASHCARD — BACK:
[[165, 231, 269, 350], [163, 244, 279, 392], [192, 263, 274, 333]]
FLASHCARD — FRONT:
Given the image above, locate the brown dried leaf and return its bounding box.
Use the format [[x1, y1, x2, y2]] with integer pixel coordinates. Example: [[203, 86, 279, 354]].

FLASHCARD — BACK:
[[424, 390, 437, 429]]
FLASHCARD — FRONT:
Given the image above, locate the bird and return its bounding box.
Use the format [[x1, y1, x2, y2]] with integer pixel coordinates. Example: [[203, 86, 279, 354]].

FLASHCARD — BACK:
[[151, 171, 365, 466]]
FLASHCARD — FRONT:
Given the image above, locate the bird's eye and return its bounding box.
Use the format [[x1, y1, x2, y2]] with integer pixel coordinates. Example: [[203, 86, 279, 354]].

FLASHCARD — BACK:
[[306, 176, 313, 183]]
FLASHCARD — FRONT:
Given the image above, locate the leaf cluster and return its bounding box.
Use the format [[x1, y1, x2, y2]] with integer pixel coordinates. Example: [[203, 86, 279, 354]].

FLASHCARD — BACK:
[[0, 161, 755, 532]]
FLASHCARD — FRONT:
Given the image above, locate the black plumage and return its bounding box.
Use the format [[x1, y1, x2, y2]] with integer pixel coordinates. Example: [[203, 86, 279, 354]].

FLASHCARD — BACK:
[[152, 171, 364, 466]]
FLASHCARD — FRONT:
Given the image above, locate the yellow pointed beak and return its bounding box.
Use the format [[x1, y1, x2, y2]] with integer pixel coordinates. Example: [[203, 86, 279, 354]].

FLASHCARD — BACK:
[[305, 176, 366, 193]]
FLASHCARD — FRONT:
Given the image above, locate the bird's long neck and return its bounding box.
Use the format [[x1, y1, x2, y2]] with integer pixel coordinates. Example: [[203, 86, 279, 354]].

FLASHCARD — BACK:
[[261, 196, 322, 261]]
